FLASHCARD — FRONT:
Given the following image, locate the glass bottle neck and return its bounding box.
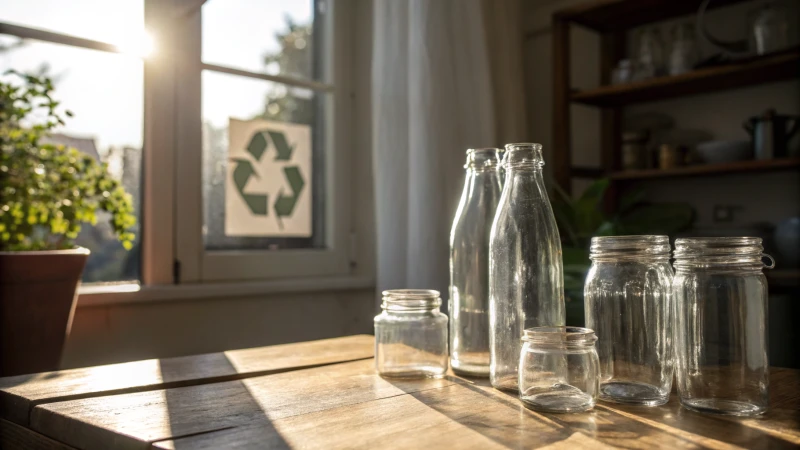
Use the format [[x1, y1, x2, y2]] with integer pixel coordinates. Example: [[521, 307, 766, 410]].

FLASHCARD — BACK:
[[522, 326, 597, 350]]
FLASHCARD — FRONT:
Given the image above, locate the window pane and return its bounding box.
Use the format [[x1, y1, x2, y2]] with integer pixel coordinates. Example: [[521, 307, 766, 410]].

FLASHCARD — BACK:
[[202, 70, 326, 251], [0, 0, 144, 46], [202, 0, 327, 82], [0, 38, 143, 283]]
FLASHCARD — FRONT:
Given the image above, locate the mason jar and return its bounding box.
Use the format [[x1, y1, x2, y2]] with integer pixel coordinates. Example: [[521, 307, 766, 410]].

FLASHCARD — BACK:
[[584, 235, 674, 406], [673, 237, 774, 416], [374, 289, 448, 378], [518, 327, 599, 413], [449, 148, 502, 377]]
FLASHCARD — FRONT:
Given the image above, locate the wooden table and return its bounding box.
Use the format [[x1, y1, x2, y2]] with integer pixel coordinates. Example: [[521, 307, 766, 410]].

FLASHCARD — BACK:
[[1, 335, 798, 449]]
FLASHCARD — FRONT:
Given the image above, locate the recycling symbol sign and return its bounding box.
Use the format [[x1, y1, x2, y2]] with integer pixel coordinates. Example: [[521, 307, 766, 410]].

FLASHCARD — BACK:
[[225, 118, 312, 237]]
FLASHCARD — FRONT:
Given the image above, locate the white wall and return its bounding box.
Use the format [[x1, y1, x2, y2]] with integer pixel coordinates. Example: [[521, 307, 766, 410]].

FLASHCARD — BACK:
[[61, 0, 377, 369], [522, 0, 800, 228]]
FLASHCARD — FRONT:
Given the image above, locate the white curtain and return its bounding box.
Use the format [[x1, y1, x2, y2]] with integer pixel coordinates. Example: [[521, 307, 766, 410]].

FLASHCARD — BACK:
[[372, 0, 527, 307]]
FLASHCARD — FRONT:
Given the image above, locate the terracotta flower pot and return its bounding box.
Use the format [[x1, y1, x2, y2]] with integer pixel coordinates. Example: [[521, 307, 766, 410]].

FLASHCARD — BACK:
[[0, 247, 89, 376]]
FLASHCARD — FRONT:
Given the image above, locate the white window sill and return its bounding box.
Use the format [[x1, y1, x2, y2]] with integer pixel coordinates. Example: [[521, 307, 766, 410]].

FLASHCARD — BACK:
[[77, 275, 375, 307]]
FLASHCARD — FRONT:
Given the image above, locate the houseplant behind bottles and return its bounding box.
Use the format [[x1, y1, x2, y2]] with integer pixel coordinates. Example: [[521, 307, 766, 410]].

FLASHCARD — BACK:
[[0, 71, 136, 376], [489, 143, 565, 392]]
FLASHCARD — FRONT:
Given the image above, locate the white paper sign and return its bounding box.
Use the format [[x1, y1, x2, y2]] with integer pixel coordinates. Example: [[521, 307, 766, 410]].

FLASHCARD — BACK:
[[225, 118, 312, 237]]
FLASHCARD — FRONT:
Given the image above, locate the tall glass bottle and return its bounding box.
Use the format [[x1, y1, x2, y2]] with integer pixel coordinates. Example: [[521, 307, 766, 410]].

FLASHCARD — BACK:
[[449, 148, 502, 377], [489, 143, 565, 391]]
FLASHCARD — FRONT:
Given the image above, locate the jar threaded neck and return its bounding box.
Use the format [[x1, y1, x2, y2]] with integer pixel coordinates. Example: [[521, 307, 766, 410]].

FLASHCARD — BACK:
[[522, 326, 597, 349], [673, 237, 773, 270], [590, 235, 671, 261], [381, 289, 441, 311]]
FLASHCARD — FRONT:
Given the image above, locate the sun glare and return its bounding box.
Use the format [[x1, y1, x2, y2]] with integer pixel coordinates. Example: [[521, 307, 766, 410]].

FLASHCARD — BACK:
[[115, 30, 155, 58]]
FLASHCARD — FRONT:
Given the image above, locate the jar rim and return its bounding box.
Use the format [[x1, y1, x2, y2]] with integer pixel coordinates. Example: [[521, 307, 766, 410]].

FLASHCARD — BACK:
[[590, 235, 670, 259], [381, 289, 441, 311], [673, 236, 773, 270], [521, 326, 597, 346]]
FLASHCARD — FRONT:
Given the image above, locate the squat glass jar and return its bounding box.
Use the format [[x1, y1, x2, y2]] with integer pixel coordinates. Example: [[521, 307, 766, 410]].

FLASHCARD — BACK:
[[374, 289, 448, 378], [584, 235, 674, 406], [673, 237, 773, 416], [519, 327, 599, 413]]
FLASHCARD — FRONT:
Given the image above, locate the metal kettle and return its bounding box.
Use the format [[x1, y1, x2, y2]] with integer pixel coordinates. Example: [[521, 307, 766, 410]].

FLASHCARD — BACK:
[[743, 109, 800, 160]]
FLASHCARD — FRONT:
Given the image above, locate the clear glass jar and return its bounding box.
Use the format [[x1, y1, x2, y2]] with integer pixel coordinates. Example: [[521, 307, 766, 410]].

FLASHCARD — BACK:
[[374, 289, 448, 378], [449, 148, 502, 377], [584, 235, 674, 406], [489, 143, 565, 392], [673, 237, 774, 416], [519, 327, 599, 413]]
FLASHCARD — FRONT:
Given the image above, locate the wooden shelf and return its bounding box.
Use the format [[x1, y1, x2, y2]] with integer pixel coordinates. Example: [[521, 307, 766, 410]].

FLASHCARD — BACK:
[[555, 0, 749, 32], [571, 50, 800, 107], [609, 158, 800, 181]]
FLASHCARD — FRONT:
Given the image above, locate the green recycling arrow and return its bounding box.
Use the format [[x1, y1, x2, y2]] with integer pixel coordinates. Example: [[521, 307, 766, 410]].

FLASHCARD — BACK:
[[231, 158, 268, 216], [269, 130, 294, 161], [273, 166, 305, 228], [247, 132, 268, 160]]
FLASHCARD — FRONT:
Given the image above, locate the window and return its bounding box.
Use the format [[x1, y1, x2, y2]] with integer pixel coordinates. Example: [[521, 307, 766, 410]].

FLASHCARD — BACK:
[[1, 0, 354, 289], [0, 1, 145, 283]]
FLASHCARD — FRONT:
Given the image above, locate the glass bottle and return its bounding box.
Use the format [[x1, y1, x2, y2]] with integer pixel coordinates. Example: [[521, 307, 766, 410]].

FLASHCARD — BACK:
[[673, 237, 774, 416], [374, 289, 448, 378], [584, 235, 674, 406], [519, 326, 599, 413], [449, 148, 502, 377], [489, 143, 565, 392]]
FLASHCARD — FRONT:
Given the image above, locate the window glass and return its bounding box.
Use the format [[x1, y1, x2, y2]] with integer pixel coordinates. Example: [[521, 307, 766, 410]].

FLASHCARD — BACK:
[[0, 0, 145, 46], [202, 0, 325, 81], [201, 70, 326, 251], [0, 38, 143, 282]]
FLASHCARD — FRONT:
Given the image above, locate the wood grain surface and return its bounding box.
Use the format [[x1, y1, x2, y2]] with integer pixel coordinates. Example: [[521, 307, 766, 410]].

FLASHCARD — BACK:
[[0, 334, 373, 426], [3, 335, 799, 450], [0, 418, 76, 450]]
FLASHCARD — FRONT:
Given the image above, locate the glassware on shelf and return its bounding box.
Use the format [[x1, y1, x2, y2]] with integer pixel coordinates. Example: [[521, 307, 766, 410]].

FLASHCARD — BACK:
[[621, 131, 649, 170], [584, 236, 674, 406], [611, 59, 635, 85], [673, 237, 774, 416], [374, 289, 448, 379], [518, 327, 599, 413], [449, 148, 503, 377], [635, 27, 665, 80], [489, 143, 565, 392], [753, 2, 790, 55], [668, 23, 699, 76]]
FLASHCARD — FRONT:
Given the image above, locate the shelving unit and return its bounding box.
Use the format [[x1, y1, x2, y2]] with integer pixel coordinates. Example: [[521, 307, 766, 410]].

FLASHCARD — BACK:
[[609, 157, 800, 181], [551, 0, 800, 192]]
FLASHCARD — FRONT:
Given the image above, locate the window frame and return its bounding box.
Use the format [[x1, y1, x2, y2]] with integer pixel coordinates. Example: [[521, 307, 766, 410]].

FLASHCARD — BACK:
[[0, 0, 358, 289], [173, 0, 355, 283]]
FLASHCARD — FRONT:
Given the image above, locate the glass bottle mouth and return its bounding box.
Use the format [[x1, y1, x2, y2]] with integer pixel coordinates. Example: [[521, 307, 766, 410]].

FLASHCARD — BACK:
[[521, 326, 597, 348], [503, 143, 544, 170], [465, 148, 501, 172], [673, 237, 775, 270], [381, 289, 441, 311], [590, 235, 671, 261]]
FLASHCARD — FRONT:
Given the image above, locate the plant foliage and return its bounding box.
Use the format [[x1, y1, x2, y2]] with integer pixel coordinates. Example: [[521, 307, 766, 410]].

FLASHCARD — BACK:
[[551, 178, 695, 298], [0, 70, 135, 251]]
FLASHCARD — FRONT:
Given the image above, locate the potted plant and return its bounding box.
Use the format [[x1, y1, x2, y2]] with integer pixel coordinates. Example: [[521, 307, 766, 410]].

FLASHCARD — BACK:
[[0, 71, 136, 376], [551, 178, 695, 326]]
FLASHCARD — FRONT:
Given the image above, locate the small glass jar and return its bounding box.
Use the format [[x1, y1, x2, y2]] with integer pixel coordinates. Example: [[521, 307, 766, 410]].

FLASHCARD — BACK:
[[673, 237, 774, 416], [519, 327, 599, 413], [374, 289, 448, 378], [584, 235, 674, 406]]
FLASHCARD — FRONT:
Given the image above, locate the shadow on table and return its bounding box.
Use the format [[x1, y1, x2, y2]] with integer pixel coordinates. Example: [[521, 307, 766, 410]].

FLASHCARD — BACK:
[[157, 355, 290, 450], [384, 375, 799, 449]]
